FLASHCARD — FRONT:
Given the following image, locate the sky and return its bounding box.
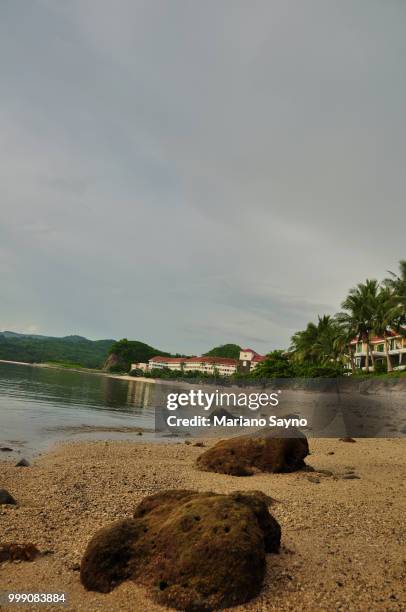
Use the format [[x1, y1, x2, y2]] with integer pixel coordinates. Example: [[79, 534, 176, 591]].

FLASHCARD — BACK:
[[0, 1, 405, 354]]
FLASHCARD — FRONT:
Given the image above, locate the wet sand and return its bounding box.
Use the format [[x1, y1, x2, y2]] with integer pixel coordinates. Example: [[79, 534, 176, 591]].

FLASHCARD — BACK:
[[0, 438, 405, 611]]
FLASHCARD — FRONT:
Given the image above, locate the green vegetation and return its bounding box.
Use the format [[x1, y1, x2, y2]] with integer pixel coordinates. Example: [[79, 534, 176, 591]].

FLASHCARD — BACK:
[[0, 333, 179, 373], [290, 259, 406, 376], [203, 344, 242, 359], [106, 339, 177, 372], [248, 350, 344, 379], [135, 367, 229, 383], [0, 333, 114, 369], [290, 316, 344, 365], [43, 361, 99, 370], [249, 351, 293, 378]]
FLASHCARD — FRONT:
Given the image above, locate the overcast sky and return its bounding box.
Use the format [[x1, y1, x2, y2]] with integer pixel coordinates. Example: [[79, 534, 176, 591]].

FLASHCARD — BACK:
[[0, 1, 405, 354]]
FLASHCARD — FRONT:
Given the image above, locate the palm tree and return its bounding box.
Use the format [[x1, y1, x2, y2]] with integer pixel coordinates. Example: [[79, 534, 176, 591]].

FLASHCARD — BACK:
[[290, 321, 318, 362], [338, 279, 380, 374], [290, 315, 341, 364], [384, 260, 406, 299], [373, 287, 398, 372], [333, 318, 358, 374], [384, 260, 406, 327]]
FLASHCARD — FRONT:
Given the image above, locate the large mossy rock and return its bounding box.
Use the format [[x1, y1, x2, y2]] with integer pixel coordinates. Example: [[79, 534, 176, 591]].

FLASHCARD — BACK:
[[80, 489, 281, 610], [196, 427, 309, 476]]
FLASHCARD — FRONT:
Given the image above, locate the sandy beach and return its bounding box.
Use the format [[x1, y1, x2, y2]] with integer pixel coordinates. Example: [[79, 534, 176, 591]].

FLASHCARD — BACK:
[[0, 438, 405, 611]]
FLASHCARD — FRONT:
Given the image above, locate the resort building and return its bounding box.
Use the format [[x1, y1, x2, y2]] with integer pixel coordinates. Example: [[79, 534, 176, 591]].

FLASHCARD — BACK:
[[237, 348, 267, 374], [186, 357, 238, 376], [131, 348, 266, 376], [349, 330, 406, 371], [148, 356, 187, 371]]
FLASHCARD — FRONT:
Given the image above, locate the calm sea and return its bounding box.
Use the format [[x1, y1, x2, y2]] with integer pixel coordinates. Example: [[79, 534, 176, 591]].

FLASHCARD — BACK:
[[0, 363, 157, 458]]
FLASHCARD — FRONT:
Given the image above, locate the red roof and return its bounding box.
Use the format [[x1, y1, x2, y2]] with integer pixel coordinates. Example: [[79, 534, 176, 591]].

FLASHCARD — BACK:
[[241, 348, 266, 360], [242, 348, 265, 357], [350, 330, 400, 344], [186, 357, 237, 366], [370, 331, 398, 342], [149, 355, 237, 366], [149, 356, 187, 363], [150, 349, 269, 367]]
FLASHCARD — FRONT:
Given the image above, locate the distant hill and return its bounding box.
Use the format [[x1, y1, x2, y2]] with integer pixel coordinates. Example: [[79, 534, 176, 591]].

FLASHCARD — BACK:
[[0, 332, 115, 369], [104, 339, 173, 372], [0, 332, 242, 372], [203, 344, 242, 359], [1, 330, 54, 339]]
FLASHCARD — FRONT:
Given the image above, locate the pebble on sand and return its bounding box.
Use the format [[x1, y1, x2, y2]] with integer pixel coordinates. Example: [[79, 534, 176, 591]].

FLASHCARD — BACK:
[[15, 458, 30, 467], [0, 489, 17, 505], [0, 543, 39, 562]]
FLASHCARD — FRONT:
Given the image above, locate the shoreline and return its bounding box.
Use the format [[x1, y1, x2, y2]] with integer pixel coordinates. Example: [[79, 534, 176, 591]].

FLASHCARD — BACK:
[[0, 358, 157, 385], [1, 360, 406, 389], [0, 437, 405, 610]]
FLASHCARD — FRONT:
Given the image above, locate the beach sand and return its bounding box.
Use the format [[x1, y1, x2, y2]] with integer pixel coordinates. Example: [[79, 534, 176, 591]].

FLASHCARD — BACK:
[[0, 438, 405, 611]]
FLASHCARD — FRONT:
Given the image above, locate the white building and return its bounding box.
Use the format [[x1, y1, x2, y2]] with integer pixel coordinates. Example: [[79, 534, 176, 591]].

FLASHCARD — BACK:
[[131, 348, 266, 376], [350, 330, 406, 371]]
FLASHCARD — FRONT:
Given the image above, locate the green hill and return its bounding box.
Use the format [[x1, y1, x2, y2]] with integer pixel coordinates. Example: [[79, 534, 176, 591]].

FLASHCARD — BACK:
[[104, 338, 174, 372], [203, 344, 242, 359], [0, 332, 242, 372], [0, 332, 115, 369]]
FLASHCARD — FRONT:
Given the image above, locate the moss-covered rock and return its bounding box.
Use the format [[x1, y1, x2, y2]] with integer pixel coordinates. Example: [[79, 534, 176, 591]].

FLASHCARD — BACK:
[[0, 543, 39, 562], [196, 427, 309, 476], [81, 489, 281, 610]]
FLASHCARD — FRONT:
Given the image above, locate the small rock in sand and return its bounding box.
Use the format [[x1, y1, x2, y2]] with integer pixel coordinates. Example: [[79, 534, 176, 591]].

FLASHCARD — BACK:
[[15, 458, 30, 467], [0, 543, 39, 562], [69, 562, 81, 571], [0, 489, 17, 505], [317, 469, 333, 477]]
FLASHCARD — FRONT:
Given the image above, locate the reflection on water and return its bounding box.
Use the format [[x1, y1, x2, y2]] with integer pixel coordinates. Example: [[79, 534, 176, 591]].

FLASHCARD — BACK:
[[3, 364, 404, 457], [0, 363, 156, 457]]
